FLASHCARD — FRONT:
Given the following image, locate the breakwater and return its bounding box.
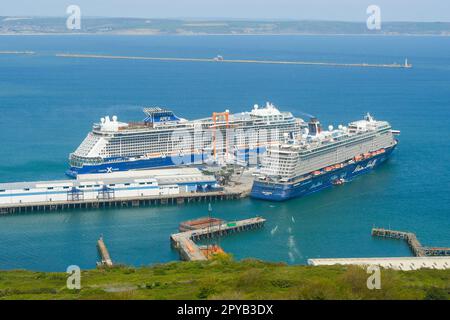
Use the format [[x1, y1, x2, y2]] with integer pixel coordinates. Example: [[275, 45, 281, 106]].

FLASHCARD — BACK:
[[56, 53, 412, 69], [372, 228, 450, 257]]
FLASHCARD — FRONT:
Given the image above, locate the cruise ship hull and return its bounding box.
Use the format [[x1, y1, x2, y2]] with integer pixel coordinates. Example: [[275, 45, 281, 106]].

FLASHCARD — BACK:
[[250, 145, 396, 202], [66, 147, 265, 178], [66, 156, 180, 178]]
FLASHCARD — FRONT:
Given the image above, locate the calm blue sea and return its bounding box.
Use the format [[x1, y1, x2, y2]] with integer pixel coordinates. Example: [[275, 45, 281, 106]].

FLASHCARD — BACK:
[[0, 35, 449, 271]]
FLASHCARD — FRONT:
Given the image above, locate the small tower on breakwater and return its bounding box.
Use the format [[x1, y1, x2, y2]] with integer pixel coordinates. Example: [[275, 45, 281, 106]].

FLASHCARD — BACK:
[[404, 58, 412, 68]]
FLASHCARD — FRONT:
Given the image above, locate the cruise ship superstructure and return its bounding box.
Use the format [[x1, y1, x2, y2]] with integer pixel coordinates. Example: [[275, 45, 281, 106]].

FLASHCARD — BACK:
[[67, 103, 303, 177], [250, 114, 399, 201]]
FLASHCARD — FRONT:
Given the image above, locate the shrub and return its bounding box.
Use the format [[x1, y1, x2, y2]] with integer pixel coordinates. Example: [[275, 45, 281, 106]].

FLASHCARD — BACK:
[[197, 286, 216, 299], [271, 279, 294, 288], [424, 287, 448, 300]]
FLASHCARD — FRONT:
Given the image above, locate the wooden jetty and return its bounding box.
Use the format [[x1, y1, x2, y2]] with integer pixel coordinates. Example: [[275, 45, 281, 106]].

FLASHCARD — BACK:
[[97, 236, 113, 267], [171, 217, 266, 261], [0, 189, 244, 215], [372, 228, 450, 257]]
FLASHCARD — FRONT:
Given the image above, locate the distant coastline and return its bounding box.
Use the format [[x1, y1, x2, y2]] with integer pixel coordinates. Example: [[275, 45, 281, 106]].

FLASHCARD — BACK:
[[1, 33, 449, 37], [0, 16, 449, 36]]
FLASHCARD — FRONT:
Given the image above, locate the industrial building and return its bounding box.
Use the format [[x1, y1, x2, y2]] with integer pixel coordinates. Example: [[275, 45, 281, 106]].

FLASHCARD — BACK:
[[0, 168, 218, 205]]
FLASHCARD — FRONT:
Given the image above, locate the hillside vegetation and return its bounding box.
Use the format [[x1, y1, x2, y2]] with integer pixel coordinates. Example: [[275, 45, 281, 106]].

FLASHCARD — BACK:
[[0, 256, 448, 300]]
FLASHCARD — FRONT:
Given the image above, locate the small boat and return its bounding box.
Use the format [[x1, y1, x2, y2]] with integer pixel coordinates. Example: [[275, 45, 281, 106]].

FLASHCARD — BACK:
[[332, 178, 346, 186]]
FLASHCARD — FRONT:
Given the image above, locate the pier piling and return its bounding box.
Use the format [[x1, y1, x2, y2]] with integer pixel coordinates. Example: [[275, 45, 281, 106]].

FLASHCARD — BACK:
[[97, 236, 114, 267]]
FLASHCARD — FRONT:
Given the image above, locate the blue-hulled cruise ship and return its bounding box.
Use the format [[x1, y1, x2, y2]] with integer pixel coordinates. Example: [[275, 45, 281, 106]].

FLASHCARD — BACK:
[[67, 103, 303, 177], [250, 114, 399, 201]]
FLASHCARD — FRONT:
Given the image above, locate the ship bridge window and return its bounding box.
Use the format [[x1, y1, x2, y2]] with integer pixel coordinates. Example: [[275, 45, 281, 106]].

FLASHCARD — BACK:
[[109, 184, 116, 187], [124, 183, 130, 186], [0, 189, 5, 192], [63, 186, 70, 189], [24, 188, 30, 191], [139, 182, 145, 185], [47, 187, 54, 190]]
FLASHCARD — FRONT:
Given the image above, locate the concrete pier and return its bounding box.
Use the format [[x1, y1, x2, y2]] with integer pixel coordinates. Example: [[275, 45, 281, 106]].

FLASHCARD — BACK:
[[0, 189, 245, 215], [308, 257, 450, 271], [372, 228, 450, 257], [97, 236, 113, 267], [171, 217, 266, 261]]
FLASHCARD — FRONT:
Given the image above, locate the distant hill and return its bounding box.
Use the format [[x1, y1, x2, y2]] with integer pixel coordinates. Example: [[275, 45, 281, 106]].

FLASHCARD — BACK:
[[1, 17, 449, 35]]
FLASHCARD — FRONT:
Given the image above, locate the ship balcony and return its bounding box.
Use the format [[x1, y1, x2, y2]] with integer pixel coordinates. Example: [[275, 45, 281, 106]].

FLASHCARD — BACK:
[[69, 154, 103, 167]]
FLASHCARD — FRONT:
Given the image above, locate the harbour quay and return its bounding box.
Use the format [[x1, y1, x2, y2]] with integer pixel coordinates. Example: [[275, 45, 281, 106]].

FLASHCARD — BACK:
[[308, 257, 450, 271], [0, 168, 247, 214]]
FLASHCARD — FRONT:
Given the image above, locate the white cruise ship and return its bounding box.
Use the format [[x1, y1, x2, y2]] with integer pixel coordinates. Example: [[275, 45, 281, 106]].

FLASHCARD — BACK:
[[251, 114, 399, 201], [67, 103, 304, 177]]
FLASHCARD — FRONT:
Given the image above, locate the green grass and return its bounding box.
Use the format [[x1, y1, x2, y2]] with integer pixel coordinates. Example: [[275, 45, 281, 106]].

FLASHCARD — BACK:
[[0, 256, 448, 300]]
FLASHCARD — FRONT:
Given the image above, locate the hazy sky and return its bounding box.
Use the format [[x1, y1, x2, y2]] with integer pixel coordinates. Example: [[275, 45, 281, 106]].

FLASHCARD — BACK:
[[2, 0, 450, 21]]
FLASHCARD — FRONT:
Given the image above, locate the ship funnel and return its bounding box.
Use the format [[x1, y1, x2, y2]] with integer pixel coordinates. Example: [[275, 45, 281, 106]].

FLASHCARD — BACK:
[[308, 117, 321, 136], [365, 113, 374, 122]]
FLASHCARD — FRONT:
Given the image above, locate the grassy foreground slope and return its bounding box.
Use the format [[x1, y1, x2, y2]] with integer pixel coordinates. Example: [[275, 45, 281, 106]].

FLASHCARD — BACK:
[[0, 257, 448, 300]]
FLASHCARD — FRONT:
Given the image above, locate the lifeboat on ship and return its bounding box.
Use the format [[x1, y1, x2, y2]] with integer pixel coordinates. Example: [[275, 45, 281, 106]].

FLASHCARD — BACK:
[[312, 170, 322, 176]]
